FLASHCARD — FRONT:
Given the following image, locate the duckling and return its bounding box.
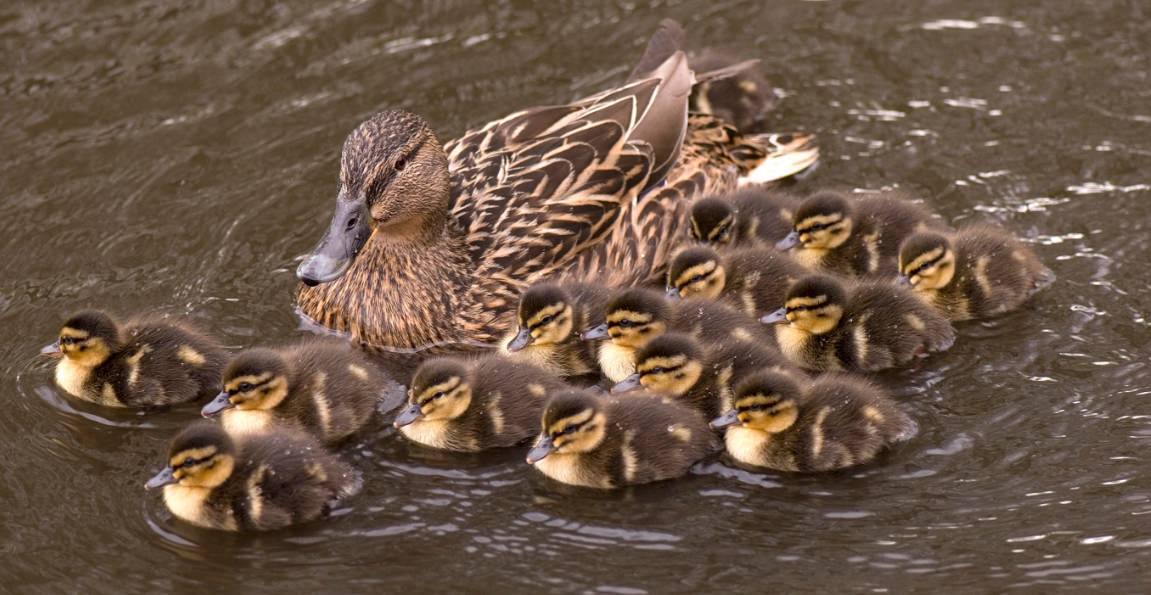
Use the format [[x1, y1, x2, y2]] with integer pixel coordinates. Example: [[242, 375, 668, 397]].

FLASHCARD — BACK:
[[579, 287, 773, 382], [666, 244, 809, 316], [777, 190, 945, 277], [393, 355, 567, 452], [39, 310, 226, 408], [898, 226, 1055, 321], [502, 282, 610, 379], [145, 421, 357, 531], [525, 388, 716, 488], [761, 274, 955, 372], [710, 370, 916, 472], [689, 188, 800, 248], [688, 49, 777, 132], [611, 332, 797, 420], [201, 341, 382, 445]]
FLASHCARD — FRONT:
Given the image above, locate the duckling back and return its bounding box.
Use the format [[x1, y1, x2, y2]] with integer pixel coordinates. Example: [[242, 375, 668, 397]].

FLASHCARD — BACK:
[[950, 226, 1054, 320], [850, 194, 943, 277], [845, 281, 956, 370], [690, 188, 798, 248], [721, 247, 811, 317], [610, 395, 718, 485], [92, 319, 226, 407]]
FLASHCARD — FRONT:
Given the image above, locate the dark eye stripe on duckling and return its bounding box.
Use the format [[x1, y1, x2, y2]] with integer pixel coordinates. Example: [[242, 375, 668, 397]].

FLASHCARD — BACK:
[[225, 373, 274, 394], [736, 396, 784, 413], [417, 377, 462, 406], [706, 216, 734, 241], [171, 446, 217, 469], [674, 262, 717, 287], [796, 215, 844, 233], [904, 247, 946, 276], [548, 409, 594, 438], [638, 355, 688, 375], [607, 310, 651, 329], [526, 303, 567, 329], [785, 296, 829, 312]]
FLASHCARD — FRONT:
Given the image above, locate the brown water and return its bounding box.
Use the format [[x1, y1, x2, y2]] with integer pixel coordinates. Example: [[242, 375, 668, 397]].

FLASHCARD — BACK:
[[3, 0, 1151, 591]]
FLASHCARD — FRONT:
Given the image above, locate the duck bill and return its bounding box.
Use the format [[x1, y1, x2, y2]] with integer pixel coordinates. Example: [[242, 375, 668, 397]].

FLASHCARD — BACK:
[[200, 392, 234, 417], [709, 410, 740, 430], [775, 231, 800, 251], [393, 403, 423, 428], [610, 373, 642, 394], [579, 323, 609, 341], [506, 327, 533, 352], [760, 308, 789, 325], [296, 196, 373, 287], [145, 467, 177, 490], [526, 435, 554, 464], [39, 340, 62, 359], [664, 286, 682, 300]]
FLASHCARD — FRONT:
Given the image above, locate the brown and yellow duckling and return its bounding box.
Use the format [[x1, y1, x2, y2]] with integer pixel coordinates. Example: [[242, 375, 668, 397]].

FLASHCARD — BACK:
[[777, 190, 944, 277], [393, 355, 567, 452], [898, 226, 1055, 321], [201, 341, 382, 445], [689, 188, 800, 248], [502, 282, 610, 379], [666, 244, 809, 316], [710, 370, 916, 472], [145, 421, 358, 531], [525, 388, 717, 489], [580, 287, 773, 382], [761, 274, 955, 372], [611, 332, 797, 420], [40, 310, 226, 408]]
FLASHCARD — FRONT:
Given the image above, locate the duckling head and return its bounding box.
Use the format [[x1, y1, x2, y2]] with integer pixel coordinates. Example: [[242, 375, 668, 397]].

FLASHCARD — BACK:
[[526, 389, 607, 464], [145, 421, 236, 490], [777, 191, 854, 251], [689, 197, 737, 246], [298, 109, 451, 286], [710, 370, 799, 434], [507, 284, 577, 352], [202, 349, 290, 417], [612, 333, 704, 396], [760, 275, 846, 335], [394, 357, 473, 427], [581, 288, 672, 348], [899, 231, 956, 291], [41, 310, 121, 369], [667, 246, 727, 300]]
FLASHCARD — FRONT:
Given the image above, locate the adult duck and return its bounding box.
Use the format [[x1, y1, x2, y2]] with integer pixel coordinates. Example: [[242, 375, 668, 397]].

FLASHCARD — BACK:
[[295, 20, 818, 352]]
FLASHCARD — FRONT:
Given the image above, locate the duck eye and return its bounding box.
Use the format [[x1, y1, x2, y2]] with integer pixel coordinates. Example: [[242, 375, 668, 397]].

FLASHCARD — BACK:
[[433, 391, 446, 400], [394, 157, 407, 171], [345, 215, 359, 232], [690, 274, 707, 285], [238, 382, 254, 392], [649, 367, 666, 375], [538, 314, 555, 326], [617, 320, 633, 328], [560, 424, 579, 435]]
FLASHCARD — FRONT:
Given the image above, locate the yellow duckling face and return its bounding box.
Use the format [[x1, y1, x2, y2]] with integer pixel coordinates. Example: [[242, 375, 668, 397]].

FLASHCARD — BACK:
[[526, 390, 607, 463], [899, 232, 957, 291], [689, 197, 736, 246], [777, 191, 854, 251], [40, 311, 120, 369], [508, 284, 576, 352], [394, 358, 473, 427], [710, 371, 799, 434], [667, 246, 727, 300], [580, 288, 672, 349], [145, 422, 236, 490], [760, 275, 846, 335], [202, 349, 290, 417], [613, 333, 703, 397]]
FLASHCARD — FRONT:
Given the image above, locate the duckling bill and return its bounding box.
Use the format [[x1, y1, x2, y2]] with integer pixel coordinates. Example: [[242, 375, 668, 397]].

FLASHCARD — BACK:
[[42, 310, 226, 408]]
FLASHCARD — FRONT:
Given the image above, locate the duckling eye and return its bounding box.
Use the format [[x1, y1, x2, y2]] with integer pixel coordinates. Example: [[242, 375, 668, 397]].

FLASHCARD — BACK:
[[238, 382, 254, 392], [432, 391, 446, 400], [690, 274, 708, 285], [537, 314, 556, 326], [647, 367, 667, 375], [558, 423, 579, 436], [617, 320, 634, 328], [394, 157, 407, 172]]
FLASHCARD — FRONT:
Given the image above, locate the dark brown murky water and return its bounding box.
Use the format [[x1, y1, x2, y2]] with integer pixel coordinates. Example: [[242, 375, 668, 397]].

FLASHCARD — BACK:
[[4, 0, 1151, 591]]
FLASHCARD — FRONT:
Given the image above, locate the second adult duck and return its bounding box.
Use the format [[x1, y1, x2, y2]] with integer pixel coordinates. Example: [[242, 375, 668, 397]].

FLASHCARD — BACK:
[[295, 20, 818, 352]]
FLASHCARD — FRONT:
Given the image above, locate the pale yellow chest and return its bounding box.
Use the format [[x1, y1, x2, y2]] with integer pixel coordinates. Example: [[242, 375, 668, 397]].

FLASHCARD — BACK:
[[724, 427, 769, 467], [54, 360, 90, 399], [163, 485, 236, 531], [221, 410, 278, 438], [793, 247, 826, 270], [774, 325, 810, 367], [400, 419, 468, 451], [597, 342, 637, 383], [533, 453, 607, 488]]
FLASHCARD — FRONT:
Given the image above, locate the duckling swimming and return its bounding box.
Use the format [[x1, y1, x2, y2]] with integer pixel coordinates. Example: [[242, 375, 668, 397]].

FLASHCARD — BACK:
[[710, 370, 916, 472], [611, 332, 796, 419], [526, 388, 716, 488], [899, 226, 1055, 321], [201, 341, 382, 445], [40, 310, 226, 408], [502, 282, 610, 379], [145, 421, 357, 531], [777, 190, 943, 277], [580, 287, 772, 382], [761, 274, 955, 372], [666, 244, 809, 316], [689, 188, 800, 248], [393, 355, 567, 452]]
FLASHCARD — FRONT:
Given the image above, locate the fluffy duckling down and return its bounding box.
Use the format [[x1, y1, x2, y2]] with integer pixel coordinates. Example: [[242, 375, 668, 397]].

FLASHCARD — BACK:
[[502, 282, 610, 379], [711, 370, 916, 472], [689, 188, 799, 249], [394, 355, 566, 452], [666, 244, 809, 317], [41, 310, 226, 408], [145, 421, 358, 531], [899, 226, 1055, 321], [202, 341, 382, 445], [762, 274, 955, 372], [526, 388, 717, 489]]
